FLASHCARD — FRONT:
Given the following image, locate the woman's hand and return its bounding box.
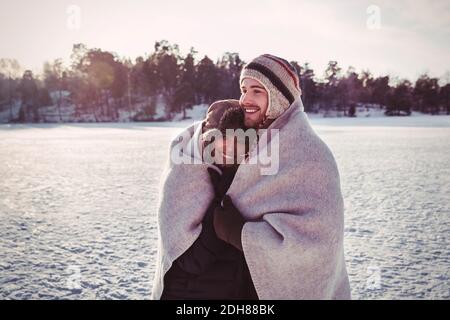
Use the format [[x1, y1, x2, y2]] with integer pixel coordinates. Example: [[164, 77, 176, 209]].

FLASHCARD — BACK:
[[213, 195, 245, 252], [207, 167, 229, 201]]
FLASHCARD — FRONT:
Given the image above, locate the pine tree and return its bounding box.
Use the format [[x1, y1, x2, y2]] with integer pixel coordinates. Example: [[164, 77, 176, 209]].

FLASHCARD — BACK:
[[414, 74, 440, 114], [196, 55, 219, 104], [172, 49, 197, 119], [386, 80, 412, 116]]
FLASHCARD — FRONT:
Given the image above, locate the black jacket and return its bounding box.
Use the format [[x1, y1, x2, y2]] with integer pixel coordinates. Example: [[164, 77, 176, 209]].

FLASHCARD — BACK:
[[161, 166, 258, 300]]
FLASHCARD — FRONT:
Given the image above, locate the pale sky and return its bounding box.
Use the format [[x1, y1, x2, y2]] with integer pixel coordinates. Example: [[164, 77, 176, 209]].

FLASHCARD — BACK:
[[1, 0, 449, 81]]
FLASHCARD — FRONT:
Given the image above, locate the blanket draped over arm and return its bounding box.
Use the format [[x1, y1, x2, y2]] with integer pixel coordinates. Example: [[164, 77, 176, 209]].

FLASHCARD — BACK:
[[150, 122, 217, 299]]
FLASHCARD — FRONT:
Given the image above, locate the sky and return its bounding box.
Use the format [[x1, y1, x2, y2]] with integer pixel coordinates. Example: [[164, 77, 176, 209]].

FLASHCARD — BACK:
[[0, 0, 449, 82]]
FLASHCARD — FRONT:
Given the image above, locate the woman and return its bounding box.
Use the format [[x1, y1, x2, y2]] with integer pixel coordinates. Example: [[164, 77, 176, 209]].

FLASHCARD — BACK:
[[160, 100, 258, 300]]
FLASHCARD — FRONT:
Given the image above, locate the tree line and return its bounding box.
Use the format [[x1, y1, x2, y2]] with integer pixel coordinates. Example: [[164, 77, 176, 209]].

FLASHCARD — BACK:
[[0, 40, 449, 122]]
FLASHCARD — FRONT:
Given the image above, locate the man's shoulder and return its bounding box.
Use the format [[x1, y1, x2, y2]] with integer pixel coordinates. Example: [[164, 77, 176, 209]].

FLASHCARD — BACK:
[[280, 111, 338, 168]]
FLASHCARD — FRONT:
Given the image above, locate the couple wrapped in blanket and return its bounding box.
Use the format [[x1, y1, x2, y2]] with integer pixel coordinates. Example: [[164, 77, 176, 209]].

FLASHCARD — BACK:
[[151, 54, 351, 300]]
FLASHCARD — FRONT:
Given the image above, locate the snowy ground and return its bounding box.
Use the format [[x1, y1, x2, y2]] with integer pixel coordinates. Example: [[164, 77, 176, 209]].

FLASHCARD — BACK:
[[0, 114, 449, 300]]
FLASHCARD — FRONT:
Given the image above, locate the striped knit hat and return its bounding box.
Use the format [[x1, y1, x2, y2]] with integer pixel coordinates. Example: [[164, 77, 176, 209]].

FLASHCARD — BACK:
[[240, 54, 302, 119]]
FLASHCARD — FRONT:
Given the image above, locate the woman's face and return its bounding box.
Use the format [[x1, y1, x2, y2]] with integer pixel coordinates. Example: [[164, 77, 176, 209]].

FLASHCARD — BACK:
[[214, 136, 247, 166]]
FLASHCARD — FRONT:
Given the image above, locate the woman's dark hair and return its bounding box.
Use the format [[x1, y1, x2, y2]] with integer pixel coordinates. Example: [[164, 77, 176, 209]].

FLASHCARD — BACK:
[[218, 106, 246, 134], [219, 106, 255, 160]]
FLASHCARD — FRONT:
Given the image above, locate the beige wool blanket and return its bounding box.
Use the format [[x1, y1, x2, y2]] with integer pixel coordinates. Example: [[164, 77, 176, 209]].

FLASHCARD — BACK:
[[151, 99, 351, 300]]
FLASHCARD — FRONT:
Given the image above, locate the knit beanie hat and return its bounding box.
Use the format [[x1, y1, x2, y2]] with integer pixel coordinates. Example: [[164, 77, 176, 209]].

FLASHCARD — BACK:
[[240, 54, 302, 119], [202, 102, 256, 165], [203, 99, 241, 132]]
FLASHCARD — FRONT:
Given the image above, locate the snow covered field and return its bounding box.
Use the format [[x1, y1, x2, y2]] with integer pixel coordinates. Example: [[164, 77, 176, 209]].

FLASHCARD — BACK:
[[0, 115, 449, 300]]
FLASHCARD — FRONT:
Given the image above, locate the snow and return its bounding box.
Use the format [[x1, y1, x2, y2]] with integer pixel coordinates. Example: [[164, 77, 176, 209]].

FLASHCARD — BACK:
[[171, 104, 209, 121], [2, 97, 447, 126], [0, 101, 21, 123], [308, 113, 450, 128], [0, 114, 449, 299], [49, 90, 71, 103]]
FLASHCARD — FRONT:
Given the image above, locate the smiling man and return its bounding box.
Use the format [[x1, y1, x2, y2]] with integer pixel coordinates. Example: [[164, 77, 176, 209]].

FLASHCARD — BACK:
[[210, 54, 352, 299], [239, 78, 269, 128], [239, 54, 302, 129]]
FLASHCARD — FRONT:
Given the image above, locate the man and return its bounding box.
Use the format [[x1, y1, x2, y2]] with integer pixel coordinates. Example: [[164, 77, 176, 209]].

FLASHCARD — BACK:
[[151, 54, 351, 300], [211, 54, 352, 299]]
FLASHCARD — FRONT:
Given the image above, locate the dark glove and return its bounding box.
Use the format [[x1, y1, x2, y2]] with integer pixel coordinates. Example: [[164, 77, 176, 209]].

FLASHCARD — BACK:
[[207, 167, 232, 201], [213, 195, 245, 252]]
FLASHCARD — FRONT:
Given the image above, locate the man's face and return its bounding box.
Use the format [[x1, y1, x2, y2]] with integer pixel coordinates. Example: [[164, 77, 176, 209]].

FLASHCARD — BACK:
[[239, 78, 269, 128]]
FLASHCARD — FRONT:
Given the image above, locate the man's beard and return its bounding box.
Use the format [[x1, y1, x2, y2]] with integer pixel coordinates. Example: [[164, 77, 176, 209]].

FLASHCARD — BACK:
[[243, 105, 264, 128]]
